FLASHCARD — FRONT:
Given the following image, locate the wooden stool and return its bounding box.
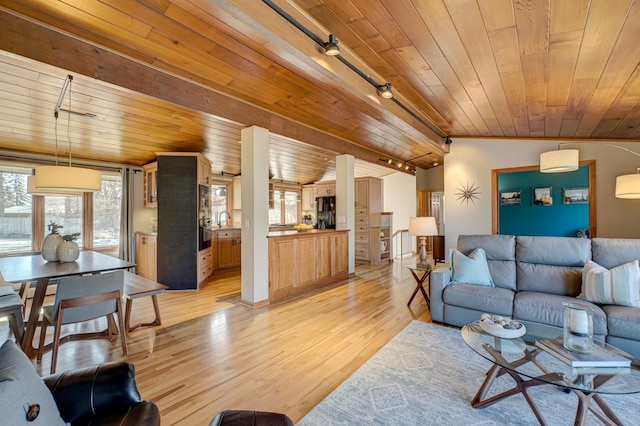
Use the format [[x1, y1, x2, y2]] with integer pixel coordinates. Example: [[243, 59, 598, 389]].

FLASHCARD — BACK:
[[0, 290, 25, 344]]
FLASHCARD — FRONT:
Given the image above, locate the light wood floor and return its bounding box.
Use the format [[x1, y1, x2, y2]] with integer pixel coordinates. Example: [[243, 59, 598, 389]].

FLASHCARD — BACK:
[[3, 257, 432, 425]]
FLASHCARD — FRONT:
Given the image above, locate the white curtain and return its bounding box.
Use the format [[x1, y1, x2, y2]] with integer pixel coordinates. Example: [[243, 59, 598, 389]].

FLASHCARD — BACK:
[[119, 167, 136, 261]]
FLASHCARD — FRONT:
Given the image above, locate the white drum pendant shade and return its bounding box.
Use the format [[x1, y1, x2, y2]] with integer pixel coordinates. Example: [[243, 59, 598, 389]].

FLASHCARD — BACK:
[[35, 165, 102, 192], [540, 149, 579, 173], [27, 175, 83, 196], [615, 173, 640, 199]]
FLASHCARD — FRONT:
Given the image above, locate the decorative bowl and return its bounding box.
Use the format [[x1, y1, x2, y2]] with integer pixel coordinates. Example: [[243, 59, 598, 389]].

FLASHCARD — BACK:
[[479, 315, 526, 339]]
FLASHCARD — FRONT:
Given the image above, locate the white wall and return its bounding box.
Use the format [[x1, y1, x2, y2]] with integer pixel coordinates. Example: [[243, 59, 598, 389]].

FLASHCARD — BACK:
[[382, 172, 417, 254], [443, 139, 640, 253]]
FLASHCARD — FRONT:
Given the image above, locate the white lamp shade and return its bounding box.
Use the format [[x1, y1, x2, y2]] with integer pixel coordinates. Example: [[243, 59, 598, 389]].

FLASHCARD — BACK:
[[34, 165, 102, 192], [615, 173, 640, 199], [540, 149, 579, 173], [408, 217, 438, 236], [27, 175, 83, 196]]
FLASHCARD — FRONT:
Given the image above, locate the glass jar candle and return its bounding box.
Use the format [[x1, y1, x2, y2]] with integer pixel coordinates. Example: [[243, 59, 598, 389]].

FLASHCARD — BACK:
[[562, 302, 594, 353]]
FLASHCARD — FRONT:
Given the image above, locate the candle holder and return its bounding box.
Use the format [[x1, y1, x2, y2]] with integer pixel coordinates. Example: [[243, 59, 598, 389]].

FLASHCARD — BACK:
[[562, 302, 594, 354]]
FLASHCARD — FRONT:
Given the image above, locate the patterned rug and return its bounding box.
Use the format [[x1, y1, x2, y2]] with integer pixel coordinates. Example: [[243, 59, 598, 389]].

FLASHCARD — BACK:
[[298, 321, 640, 425]]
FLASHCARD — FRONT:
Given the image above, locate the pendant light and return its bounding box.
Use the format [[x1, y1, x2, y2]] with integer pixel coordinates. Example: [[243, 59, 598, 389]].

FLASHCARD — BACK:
[[31, 75, 101, 194], [540, 143, 640, 199]]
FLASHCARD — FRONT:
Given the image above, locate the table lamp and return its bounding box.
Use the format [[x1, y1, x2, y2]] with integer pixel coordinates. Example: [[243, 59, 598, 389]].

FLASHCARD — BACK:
[[408, 217, 438, 267]]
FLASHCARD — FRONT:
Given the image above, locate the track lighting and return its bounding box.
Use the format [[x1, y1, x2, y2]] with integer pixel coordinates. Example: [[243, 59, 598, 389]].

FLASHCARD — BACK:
[[324, 34, 340, 56], [377, 83, 393, 99]]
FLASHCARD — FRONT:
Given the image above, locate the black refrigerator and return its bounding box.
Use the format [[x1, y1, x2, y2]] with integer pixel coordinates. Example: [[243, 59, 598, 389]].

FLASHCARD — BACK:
[[316, 196, 336, 229]]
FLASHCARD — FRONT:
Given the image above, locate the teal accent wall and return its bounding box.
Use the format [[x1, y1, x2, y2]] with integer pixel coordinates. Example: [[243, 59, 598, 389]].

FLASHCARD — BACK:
[[498, 166, 590, 237]]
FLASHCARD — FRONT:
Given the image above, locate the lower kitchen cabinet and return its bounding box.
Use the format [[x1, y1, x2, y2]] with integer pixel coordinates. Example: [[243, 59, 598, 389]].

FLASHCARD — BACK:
[[135, 233, 157, 281], [268, 229, 349, 301], [216, 229, 241, 269], [198, 247, 213, 282]]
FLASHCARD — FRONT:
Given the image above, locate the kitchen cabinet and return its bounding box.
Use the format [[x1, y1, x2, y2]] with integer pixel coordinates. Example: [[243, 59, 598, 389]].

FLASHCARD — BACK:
[[135, 233, 157, 281], [156, 152, 212, 290], [142, 162, 158, 208], [217, 229, 241, 269], [198, 247, 213, 282], [315, 182, 336, 196], [354, 177, 382, 264], [301, 185, 316, 211], [268, 230, 348, 301], [198, 156, 212, 186]]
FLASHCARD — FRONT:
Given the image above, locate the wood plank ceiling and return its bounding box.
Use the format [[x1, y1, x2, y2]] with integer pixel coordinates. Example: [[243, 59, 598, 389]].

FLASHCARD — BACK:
[[1, 0, 639, 185]]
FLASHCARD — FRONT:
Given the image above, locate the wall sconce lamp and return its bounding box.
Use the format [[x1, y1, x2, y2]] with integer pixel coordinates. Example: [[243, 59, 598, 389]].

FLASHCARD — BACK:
[[377, 83, 393, 99], [408, 216, 438, 267], [540, 143, 640, 199], [324, 34, 340, 56]]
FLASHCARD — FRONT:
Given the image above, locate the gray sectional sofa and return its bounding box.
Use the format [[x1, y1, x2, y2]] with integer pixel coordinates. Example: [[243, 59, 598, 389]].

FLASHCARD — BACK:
[[430, 235, 640, 358]]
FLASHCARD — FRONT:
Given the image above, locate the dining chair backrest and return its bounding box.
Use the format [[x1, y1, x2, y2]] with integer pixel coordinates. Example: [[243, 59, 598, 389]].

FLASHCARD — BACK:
[[52, 270, 125, 324]]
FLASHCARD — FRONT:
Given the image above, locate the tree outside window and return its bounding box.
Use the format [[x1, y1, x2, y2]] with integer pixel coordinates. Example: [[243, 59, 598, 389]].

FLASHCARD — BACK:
[[93, 173, 122, 247], [0, 168, 32, 253]]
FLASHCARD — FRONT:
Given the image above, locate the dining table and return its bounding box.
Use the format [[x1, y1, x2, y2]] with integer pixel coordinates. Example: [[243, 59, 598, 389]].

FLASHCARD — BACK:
[[0, 251, 135, 357]]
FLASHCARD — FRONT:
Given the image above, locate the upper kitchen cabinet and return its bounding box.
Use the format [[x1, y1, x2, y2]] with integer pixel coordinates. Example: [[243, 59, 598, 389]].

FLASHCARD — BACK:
[[198, 155, 212, 186], [301, 185, 316, 211], [315, 182, 336, 197], [143, 162, 158, 208]]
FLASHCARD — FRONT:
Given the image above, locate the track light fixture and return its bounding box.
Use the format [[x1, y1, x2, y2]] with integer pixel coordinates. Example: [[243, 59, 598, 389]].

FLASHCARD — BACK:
[[324, 34, 340, 56], [377, 83, 393, 99]]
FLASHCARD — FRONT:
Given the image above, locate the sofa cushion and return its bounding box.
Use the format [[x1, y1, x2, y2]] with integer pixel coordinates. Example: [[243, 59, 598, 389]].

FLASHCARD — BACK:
[[516, 236, 592, 267], [458, 235, 516, 291], [592, 238, 640, 270], [513, 291, 607, 336], [602, 304, 640, 340], [443, 284, 514, 316], [517, 263, 583, 296], [450, 248, 494, 287], [0, 341, 65, 425], [581, 260, 640, 307]]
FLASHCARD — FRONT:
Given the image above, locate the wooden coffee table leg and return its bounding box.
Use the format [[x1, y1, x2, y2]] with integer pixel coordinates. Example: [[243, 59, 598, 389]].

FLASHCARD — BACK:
[[573, 392, 623, 426]]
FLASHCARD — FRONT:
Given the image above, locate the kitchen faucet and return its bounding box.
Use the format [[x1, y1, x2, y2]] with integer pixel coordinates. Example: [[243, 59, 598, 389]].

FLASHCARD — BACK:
[[217, 211, 231, 227]]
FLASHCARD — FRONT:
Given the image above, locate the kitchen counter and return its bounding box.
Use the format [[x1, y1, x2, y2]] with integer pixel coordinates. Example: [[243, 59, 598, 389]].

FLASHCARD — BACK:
[[268, 229, 338, 237], [135, 231, 157, 236], [268, 229, 349, 301]]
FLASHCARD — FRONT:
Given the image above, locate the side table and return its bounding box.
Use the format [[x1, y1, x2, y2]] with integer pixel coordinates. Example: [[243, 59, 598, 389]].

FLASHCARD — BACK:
[[407, 264, 432, 308]]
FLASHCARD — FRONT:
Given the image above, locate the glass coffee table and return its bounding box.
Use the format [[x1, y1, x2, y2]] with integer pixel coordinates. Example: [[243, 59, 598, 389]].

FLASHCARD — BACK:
[[462, 321, 640, 425]]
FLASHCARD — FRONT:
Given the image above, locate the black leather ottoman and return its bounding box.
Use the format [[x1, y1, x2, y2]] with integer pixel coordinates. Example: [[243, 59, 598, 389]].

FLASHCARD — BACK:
[[209, 410, 294, 426]]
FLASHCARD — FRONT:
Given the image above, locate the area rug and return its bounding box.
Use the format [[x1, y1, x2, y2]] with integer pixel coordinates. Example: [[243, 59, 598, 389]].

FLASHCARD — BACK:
[[298, 321, 640, 425]]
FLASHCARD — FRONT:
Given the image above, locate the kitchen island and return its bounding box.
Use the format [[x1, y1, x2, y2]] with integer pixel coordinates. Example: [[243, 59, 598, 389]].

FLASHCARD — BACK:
[[268, 229, 349, 301]]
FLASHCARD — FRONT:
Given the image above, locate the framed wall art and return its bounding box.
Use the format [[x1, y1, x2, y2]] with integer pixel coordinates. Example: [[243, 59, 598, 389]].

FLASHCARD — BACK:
[[533, 186, 553, 206], [563, 187, 589, 204], [500, 190, 522, 206]]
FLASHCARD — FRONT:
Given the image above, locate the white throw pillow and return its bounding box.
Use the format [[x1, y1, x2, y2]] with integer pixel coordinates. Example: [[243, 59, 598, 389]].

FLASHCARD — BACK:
[[450, 248, 494, 287], [581, 259, 640, 307]]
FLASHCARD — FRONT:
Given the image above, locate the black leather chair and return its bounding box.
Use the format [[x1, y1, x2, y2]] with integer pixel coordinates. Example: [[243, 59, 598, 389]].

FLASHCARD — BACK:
[[210, 410, 293, 426], [43, 361, 160, 426]]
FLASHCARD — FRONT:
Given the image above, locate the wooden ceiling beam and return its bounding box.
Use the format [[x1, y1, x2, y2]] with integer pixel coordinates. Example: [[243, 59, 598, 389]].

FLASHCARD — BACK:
[[0, 7, 415, 172]]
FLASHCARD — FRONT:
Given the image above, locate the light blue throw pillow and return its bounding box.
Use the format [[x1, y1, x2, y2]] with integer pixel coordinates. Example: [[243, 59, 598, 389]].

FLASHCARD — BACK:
[[450, 248, 494, 286]]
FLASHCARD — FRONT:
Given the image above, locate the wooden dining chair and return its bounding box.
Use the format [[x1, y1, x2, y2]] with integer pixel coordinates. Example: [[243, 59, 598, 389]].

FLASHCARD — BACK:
[[37, 270, 128, 374]]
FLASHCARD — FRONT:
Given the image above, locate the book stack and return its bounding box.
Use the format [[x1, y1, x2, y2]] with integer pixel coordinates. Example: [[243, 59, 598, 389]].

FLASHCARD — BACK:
[[535, 336, 631, 370]]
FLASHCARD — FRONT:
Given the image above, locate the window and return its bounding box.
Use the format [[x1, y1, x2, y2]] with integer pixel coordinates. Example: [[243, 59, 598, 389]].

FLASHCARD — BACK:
[[93, 173, 122, 248], [269, 189, 300, 225], [211, 184, 229, 226], [45, 195, 83, 248], [0, 167, 33, 253]]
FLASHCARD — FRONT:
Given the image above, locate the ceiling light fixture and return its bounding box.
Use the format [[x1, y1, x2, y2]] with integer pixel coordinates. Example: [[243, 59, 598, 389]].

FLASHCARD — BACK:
[[261, 0, 445, 141], [29, 75, 101, 194], [377, 83, 393, 99], [540, 143, 640, 199], [324, 34, 340, 56]]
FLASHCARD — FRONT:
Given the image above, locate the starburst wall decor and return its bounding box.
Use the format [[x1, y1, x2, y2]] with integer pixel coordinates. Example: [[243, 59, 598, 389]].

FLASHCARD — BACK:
[[455, 181, 481, 205]]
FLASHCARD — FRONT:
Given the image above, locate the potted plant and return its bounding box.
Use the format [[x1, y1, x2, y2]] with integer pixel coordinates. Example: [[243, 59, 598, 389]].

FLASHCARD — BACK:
[[42, 221, 64, 261], [57, 232, 81, 263]]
